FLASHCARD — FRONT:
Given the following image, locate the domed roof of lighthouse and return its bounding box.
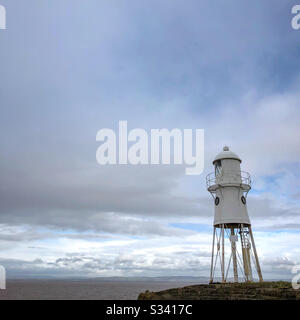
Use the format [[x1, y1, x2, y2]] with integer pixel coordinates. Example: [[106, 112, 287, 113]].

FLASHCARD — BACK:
[[213, 146, 241, 164]]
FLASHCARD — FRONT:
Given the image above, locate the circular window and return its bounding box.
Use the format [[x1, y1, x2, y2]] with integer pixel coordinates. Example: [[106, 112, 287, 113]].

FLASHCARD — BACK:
[[241, 196, 246, 205], [215, 197, 220, 206]]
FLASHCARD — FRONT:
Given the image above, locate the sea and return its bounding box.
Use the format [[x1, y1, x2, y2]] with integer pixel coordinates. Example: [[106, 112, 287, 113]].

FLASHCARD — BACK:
[[0, 278, 206, 300]]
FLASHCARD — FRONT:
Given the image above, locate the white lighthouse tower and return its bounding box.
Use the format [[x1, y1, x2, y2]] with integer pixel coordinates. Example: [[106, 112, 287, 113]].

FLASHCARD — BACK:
[[206, 146, 263, 283]]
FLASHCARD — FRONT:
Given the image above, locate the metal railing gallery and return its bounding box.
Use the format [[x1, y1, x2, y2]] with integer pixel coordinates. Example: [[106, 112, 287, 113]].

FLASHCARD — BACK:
[[206, 171, 251, 189]]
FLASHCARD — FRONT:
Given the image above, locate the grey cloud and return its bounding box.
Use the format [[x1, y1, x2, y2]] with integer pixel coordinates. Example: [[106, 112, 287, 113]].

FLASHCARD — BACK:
[[0, 0, 299, 280], [0, 0, 299, 235], [248, 196, 300, 219], [2, 251, 297, 279], [262, 257, 296, 268], [0, 213, 197, 239], [260, 257, 299, 279], [0, 162, 206, 233], [263, 224, 300, 231]]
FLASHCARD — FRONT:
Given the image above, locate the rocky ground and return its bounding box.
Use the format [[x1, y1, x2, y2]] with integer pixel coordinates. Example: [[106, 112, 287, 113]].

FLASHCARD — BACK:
[[138, 281, 300, 300]]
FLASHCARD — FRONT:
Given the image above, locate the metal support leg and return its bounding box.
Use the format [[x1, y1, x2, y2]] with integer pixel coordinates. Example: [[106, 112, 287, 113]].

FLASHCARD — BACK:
[[240, 224, 253, 282], [231, 227, 238, 283], [210, 227, 216, 283], [240, 224, 248, 281], [249, 226, 263, 282], [221, 224, 225, 283]]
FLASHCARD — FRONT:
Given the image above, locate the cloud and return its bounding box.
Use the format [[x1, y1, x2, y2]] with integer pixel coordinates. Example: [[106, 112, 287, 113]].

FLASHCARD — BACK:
[[0, 0, 299, 279], [1, 231, 299, 279]]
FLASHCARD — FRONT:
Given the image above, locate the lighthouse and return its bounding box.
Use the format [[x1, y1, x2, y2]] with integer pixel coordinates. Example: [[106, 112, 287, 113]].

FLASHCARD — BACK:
[[206, 146, 263, 283]]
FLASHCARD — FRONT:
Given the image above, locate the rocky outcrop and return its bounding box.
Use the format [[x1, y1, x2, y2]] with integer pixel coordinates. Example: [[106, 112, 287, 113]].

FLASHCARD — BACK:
[[138, 282, 300, 300]]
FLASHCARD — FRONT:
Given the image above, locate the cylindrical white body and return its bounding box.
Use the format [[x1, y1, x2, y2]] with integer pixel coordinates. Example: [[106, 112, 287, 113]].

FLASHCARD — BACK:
[[211, 150, 251, 227], [214, 186, 250, 226]]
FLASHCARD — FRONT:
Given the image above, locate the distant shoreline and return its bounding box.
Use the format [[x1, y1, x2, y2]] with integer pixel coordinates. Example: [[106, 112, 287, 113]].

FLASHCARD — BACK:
[[5, 276, 289, 282]]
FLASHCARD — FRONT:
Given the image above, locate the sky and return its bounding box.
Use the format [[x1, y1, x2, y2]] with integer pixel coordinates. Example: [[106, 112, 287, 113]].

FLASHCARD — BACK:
[[0, 0, 300, 280]]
